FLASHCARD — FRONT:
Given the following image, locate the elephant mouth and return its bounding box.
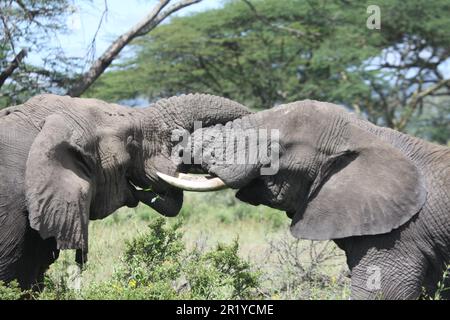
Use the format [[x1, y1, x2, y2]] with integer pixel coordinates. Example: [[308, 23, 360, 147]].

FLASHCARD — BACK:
[[127, 178, 161, 206], [127, 176, 184, 217], [128, 178, 159, 199], [128, 179, 153, 192]]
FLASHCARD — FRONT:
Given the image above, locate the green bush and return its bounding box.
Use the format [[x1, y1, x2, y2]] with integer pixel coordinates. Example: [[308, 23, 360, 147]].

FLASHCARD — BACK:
[[36, 260, 81, 300], [186, 240, 261, 299], [0, 281, 23, 300], [119, 218, 185, 286], [81, 217, 261, 300]]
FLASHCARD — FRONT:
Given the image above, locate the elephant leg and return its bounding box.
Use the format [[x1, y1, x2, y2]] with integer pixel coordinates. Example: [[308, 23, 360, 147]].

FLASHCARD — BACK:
[[0, 208, 27, 287], [347, 247, 428, 300], [336, 234, 429, 300], [0, 208, 59, 291], [15, 224, 59, 291]]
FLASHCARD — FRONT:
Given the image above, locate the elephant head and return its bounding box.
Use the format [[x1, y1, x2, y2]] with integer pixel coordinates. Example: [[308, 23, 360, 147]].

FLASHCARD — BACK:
[[158, 100, 427, 241], [23, 94, 250, 253]]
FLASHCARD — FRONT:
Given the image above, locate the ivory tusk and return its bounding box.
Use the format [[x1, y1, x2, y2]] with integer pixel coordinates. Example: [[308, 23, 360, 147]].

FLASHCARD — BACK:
[[156, 172, 228, 192]]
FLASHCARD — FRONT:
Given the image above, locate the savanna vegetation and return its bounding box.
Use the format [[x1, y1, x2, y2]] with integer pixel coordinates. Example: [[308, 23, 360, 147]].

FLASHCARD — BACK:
[[0, 191, 351, 300], [1, 0, 449, 299]]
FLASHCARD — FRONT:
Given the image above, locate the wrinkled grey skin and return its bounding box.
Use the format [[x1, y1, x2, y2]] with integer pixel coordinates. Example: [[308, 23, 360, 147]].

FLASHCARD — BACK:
[[0, 93, 250, 290], [189, 100, 450, 300]]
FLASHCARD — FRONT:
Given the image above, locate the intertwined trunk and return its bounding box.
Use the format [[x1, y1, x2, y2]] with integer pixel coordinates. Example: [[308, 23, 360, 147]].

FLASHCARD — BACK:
[[146, 93, 252, 132]]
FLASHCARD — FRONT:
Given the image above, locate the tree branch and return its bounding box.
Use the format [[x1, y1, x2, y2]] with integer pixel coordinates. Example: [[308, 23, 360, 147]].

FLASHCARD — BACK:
[[0, 49, 27, 88], [396, 78, 450, 131], [242, 0, 307, 37], [67, 0, 202, 97], [15, 0, 39, 20], [410, 78, 450, 103]]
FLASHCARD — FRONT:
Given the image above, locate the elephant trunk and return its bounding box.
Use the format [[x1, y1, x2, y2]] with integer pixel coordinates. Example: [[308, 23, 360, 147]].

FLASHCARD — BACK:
[[144, 94, 252, 132], [132, 94, 252, 190], [130, 94, 253, 212], [158, 115, 265, 191]]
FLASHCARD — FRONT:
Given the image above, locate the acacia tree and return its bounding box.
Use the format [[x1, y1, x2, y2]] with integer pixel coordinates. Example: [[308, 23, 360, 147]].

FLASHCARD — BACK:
[[0, 0, 202, 107], [88, 0, 450, 140], [354, 0, 450, 131], [67, 0, 202, 97], [0, 0, 77, 107]]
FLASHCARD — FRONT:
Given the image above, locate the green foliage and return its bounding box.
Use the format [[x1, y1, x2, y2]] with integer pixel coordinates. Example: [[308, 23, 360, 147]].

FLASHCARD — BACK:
[[0, 0, 80, 108], [431, 265, 450, 300], [0, 281, 24, 300], [1, 194, 351, 300], [42, 217, 262, 300], [5, 194, 448, 300], [117, 218, 185, 289], [36, 258, 81, 300], [186, 240, 261, 299], [88, 0, 450, 141], [406, 96, 450, 145], [88, 0, 377, 109], [35, 208, 351, 300]]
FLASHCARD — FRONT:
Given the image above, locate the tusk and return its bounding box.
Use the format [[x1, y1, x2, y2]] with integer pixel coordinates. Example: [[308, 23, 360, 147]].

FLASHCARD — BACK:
[[156, 172, 227, 192]]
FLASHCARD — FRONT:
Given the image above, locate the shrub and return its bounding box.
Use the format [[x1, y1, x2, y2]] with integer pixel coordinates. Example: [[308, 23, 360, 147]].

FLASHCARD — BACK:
[[119, 218, 185, 286], [81, 217, 261, 300], [186, 240, 261, 299], [0, 281, 23, 300], [37, 261, 81, 300], [260, 234, 350, 299]]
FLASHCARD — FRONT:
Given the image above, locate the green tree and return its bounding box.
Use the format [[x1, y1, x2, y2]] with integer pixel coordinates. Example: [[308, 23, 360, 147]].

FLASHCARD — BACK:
[[0, 0, 77, 107], [88, 0, 450, 142], [0, 0, 203, 108], [406, 96, 450, 145], [89, 0, 372, 108]]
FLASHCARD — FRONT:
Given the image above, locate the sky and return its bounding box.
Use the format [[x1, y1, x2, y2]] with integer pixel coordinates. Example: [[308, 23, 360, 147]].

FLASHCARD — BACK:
[[33, 0, 223, 67]]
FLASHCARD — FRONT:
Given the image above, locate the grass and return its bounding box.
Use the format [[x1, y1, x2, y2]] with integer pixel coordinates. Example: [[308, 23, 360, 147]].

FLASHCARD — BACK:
[[6, 190, 351, 300], [2, 190, 447, 300]]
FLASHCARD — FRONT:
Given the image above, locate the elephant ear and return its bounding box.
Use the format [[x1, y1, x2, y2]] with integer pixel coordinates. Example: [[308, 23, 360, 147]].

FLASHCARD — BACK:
[[25, 114, 94, 251], [290, 124, 427, 240]]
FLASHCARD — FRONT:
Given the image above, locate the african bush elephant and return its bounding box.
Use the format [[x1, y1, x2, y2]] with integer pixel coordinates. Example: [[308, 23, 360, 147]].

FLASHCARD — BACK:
[[0, 93, 250, 290], [159, 99, 450, 300]]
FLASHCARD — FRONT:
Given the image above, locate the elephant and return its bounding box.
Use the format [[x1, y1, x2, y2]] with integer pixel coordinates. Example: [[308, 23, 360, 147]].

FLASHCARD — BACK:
[[158, 99, 450, 300], [0, 93, 251, 290]]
